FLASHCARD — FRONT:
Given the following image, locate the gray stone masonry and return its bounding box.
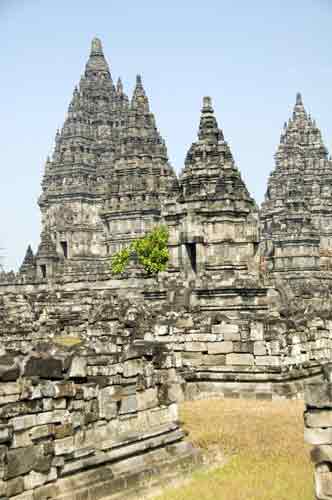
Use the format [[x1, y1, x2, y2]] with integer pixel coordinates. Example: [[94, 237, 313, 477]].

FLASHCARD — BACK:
[[0, 339, 199, 499], [304, 366, 332, 500], [0, 37, 332, 410], [1, 37, 332, 500]]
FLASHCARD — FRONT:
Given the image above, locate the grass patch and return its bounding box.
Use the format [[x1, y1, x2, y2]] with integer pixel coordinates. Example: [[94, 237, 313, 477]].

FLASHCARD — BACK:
[[156, 398, 312, 500], [53, 336, 83, 347]]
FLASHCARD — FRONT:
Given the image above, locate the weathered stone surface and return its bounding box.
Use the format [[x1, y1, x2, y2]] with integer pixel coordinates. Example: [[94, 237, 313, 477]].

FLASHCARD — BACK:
[[24, 357, 63, 380], [137, 388, 158, 411], [119, 395, 138, 415], [0, 476, 24, 497], [54, 436, 74, 456], [185, 342, 207, 352], [23, 468, 57, 491], [98, 387, 118, 420], [253, 341, 267, 356], [68, 357, 87, 378], [250, 322, 264, 341], [154, 324, 168, 336], [0, 356, 20, 382], [123, 359, 142, 378], [226, 354, 254, 366], [208, 341, 233, 354], [5, 445, 51, 479], [0, 425, 12, 444], [304, 428, 332, 445], [304, 382, 332, 499], [311, 445, 332, 464], [255, 356, 280, 367], [305, 410, 332, 428], [175, 318, 194, 329], [306, 384, 332, 409]]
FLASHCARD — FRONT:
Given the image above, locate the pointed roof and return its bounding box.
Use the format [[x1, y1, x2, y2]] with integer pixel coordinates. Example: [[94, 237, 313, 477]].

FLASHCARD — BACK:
[[183, 96, 232, 169], [116, 77, 124, 95], [198, 96, 223, 143], [261, 93, 332, 239], [23, 245, 34, 263], [180, 97, 254, 207], [19, 245, 35, 273], [113, 73, 168, 160], [131, 75, 150, 113], [276, 92, 328, 164], [36, 230, 58, 260], [85, 37, 111, 78]]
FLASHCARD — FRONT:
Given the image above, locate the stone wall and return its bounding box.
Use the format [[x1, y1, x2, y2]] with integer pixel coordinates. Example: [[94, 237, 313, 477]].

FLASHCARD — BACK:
[[153, 306, 330, 400], [1, 277, 332, 401], [0, 340, 196, 500], [304, 368, 332, 500]]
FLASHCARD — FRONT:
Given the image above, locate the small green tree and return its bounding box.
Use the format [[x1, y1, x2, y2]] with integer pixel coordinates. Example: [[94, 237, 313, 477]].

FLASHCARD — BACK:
[[110, 246, 131, 275], [111, 225, 169, 275]]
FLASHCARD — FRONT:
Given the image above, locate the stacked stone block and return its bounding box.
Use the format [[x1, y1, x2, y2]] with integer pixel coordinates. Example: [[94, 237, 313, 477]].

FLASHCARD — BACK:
[[305, 369, 332, 499], [152, 303, 332, 399], [1, 277, 332, 401], [0, 341, 196, 500]]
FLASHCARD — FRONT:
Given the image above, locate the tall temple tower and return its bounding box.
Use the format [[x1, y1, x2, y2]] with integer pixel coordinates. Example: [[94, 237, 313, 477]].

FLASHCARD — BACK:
[[99, 74, 176, 256], [164, 97, 259, 280], [16, 39, 331, 288], [261, 93, 332, 277], [38, 38, 113, 275], [35, 38, 176, 278]]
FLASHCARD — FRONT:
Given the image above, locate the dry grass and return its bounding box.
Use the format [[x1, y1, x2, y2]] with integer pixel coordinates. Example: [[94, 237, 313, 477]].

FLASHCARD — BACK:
[[155, 398, 313, 500], [53, 336, 83, 347]]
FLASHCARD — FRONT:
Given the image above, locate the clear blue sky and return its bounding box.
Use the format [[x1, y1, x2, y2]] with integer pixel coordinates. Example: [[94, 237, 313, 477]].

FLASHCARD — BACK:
[[1, 0, 331, 270]]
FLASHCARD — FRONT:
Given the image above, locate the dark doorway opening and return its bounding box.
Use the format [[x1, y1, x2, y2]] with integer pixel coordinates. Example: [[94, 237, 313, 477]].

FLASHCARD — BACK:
[[60, 241, 68, 259], [40, 265, 47, 279], [186, 243, 197, 273]]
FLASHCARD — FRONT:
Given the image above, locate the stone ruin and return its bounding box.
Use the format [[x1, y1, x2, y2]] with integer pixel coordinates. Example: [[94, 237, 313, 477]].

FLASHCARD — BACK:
[[1, 37, 332, 498], [305, 367, 332, 499]]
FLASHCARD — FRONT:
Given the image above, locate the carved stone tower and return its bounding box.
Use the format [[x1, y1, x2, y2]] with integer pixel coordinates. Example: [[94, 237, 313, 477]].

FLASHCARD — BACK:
[[164, 97, 259, 281], [38, 38, 114, 276], [99, 74, 177, 256], [261, 93, 332, 278]]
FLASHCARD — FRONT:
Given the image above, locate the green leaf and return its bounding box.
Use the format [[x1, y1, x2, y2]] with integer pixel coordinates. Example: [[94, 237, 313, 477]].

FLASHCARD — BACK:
[[110, 225, 169, 275]]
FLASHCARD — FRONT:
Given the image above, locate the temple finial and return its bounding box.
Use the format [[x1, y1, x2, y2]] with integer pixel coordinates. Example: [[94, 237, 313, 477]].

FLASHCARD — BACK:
[[85, 37, 110, 78], [202, 96, 213, 112], [131, 74, 149, 112], [117, 77, 124, 95], [198, 96, 219, 142], [19, 244, 35, 274], [90, 37, 104, 56], [296, 92, 303, 106], [24, 245, 34, 261], [136, 74, 142, 87]]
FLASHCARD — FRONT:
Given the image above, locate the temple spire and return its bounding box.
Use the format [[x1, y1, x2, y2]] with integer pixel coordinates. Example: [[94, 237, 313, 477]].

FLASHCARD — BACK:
[[180, 96, 254, 206], [116, 77, 124, 95], [85, 37, 111, 79], [19, 245, 36, 276], [90, 37, 104, 57], [292, 91, 307, 121], [21, 245, 34, 266], [198, 96, 221, 142], [131, 74, 150, 112], [275, 93, 328, 164]]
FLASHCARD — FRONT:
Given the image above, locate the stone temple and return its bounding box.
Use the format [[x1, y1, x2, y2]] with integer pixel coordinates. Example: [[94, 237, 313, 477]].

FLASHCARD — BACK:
[[0, 38, 332, 499], [14, 37, 332, 286]]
